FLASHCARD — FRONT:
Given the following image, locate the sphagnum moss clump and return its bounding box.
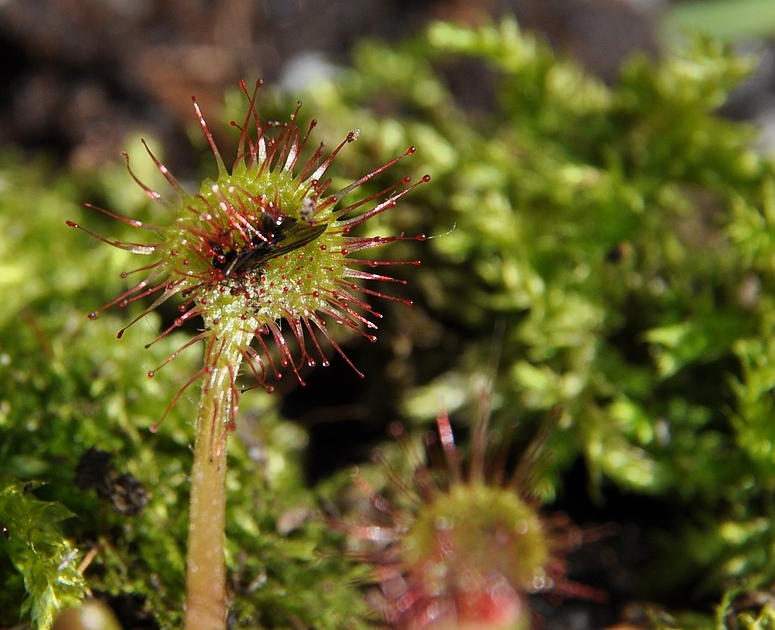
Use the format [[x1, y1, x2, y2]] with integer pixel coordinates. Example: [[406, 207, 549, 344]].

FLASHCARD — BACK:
[[69, 80, 427, 630]]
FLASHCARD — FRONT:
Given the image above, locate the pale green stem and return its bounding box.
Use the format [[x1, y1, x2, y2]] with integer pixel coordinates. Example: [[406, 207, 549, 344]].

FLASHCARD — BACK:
[[183, 333, 249, 630]]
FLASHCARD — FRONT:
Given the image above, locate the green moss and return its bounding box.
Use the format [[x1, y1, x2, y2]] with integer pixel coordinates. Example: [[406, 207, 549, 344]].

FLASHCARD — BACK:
[[286, 19, 775, 627], [0, 476, 87, 628]]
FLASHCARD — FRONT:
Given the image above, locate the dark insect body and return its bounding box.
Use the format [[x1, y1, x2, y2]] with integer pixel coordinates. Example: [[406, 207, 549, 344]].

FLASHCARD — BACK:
[[212, 212, 327, 278]]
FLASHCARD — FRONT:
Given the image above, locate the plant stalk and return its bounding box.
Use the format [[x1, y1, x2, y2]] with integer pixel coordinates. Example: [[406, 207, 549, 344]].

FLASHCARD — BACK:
[[183, 334, 248, 630]]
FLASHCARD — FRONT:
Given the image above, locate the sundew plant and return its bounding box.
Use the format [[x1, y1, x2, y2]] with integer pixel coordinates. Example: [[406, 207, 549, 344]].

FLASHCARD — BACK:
[[68, 80, 427, 628], [3, 15, 775, 630]]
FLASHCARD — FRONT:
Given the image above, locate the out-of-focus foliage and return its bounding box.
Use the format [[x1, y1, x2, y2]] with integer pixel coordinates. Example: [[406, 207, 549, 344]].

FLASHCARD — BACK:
[[3, 15, 775, 629], [661, 0, 775, 42], [279, 19, 775, 628], [52, 600, 122, 630], [289, 18, 768, 501]]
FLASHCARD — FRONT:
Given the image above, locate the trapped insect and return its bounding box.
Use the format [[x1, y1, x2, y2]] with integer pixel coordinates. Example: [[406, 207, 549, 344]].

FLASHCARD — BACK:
[[210, 212, 327, 278]]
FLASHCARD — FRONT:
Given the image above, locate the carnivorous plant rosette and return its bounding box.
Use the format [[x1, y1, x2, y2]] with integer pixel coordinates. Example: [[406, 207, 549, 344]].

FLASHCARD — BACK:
[[69, 80, 428, 630], [71, 80, 428, 423], [337, 407, 606, 630]]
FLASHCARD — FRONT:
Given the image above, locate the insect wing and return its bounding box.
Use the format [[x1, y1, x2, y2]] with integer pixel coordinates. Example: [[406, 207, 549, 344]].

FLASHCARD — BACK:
[[262, 220, 327, 262], [223, 220, 328, 277]]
